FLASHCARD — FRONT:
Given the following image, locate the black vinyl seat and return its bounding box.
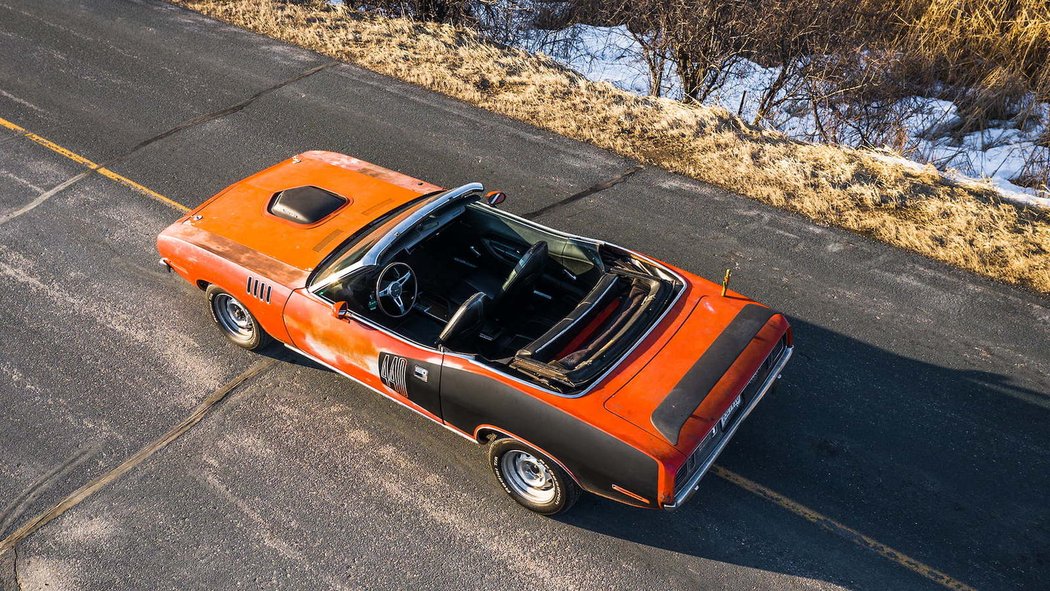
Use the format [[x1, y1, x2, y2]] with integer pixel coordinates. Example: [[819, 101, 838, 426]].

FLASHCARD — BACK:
[[437, 292, 488, 350], [496, 241, 548, 307], [455, 241, 549, 311], [516, 272, 621, 362]]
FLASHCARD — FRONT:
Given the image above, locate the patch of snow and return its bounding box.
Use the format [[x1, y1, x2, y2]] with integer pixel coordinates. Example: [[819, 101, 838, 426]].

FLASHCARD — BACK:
[[515, 24, 1050, 208], [523, 24, 667, 97]]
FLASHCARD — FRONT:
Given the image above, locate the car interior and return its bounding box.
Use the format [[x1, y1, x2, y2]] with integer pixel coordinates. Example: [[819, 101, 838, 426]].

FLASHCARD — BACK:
[[316, 199, 681, 393]]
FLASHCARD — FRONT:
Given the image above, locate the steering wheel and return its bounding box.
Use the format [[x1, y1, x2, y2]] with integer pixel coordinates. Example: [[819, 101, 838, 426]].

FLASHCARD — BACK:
[[375, 262, 418, 318]]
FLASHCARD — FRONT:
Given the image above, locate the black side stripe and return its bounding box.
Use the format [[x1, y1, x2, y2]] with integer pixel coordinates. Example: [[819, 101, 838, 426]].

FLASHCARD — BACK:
[[650, 304, 775, 445]]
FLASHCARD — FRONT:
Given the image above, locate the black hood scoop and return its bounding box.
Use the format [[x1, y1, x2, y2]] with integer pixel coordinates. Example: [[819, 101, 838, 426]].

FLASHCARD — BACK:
[[268, 186, 348, 224]]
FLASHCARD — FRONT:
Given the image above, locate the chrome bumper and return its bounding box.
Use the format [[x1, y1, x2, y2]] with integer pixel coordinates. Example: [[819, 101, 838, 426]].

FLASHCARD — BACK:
[[662, 345, 793, 510]]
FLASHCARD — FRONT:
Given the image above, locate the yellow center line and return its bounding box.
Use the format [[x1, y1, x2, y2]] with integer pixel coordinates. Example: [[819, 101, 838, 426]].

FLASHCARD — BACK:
[[1, 113, 976, 591], [0, 115, 189, 213], [713, 466, 977, 591]]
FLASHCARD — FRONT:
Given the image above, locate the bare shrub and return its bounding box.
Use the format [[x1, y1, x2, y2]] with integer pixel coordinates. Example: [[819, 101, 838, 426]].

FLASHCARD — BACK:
[[337, 0, 474, 23], [898, 0, 1049, 127]]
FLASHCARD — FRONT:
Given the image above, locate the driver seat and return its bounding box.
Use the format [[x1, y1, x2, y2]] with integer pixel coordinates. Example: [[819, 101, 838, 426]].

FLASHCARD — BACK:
[[496, 240, 548, 308], [436, 292, 488, 351], [459, 241, 548, 312]]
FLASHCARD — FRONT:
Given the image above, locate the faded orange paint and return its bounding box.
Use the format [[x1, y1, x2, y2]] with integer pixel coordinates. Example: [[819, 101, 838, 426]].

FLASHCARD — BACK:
[[183, 151, 440, 274]]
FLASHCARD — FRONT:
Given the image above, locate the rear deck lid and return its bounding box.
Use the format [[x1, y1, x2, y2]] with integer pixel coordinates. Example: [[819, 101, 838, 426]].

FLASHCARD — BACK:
[[604, 296, 787, 451]]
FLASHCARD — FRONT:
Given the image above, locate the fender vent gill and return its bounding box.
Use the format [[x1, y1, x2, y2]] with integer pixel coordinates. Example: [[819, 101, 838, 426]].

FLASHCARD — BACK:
[[246, 276, 272, 304], [268, 186, 348, 224]]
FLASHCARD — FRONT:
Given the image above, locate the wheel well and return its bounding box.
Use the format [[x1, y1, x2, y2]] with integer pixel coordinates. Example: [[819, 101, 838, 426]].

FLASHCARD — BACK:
[[479, 428, 584, 490], [476, 428, 507, 444], [196, 280, 210, 291]]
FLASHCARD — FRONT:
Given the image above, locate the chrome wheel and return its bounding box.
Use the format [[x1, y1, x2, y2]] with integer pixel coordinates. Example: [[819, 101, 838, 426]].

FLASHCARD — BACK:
[[500, 449, 556, 504], [214, 293, 254, 338]]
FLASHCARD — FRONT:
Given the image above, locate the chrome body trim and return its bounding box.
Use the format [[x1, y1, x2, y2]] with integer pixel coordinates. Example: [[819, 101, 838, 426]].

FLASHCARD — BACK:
[[663, 345, 794, 510], [300, 187, 688, 400]]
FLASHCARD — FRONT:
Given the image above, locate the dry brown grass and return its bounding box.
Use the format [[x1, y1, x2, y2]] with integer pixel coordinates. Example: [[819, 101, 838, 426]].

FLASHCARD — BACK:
[[904, 0, 1049, 86], [172, 0, 1050, 294]]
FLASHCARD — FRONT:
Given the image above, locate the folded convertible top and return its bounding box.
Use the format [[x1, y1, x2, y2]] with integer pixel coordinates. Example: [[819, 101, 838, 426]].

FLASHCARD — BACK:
[[510, 268, 675, 391]]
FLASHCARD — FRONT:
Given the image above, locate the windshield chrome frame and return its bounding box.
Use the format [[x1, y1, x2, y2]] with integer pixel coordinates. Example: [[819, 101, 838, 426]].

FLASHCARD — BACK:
[[309, 182, 484, 293]]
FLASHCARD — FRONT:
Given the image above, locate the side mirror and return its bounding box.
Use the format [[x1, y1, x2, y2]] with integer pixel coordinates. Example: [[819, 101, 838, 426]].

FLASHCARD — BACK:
[[485, 190, 507, 207], [332, 300, 351, 319]]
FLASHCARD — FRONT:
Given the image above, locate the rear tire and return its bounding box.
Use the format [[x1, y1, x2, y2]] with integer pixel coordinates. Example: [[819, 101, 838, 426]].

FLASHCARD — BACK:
[[488, 438, 580, 515], [206, 285, 272, 350]]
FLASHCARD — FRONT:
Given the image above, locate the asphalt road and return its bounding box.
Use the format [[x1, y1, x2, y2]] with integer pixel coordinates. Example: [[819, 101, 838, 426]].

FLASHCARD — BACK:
[[0, 1, 1048, 589]]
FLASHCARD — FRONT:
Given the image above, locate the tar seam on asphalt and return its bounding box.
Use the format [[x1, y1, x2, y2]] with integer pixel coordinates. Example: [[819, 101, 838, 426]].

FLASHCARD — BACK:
[[523, 165, 644, 220], [0, 445, 99, 538], [0, 443, 96, 591], [0, 117, 981, 591], [0, 357, 279, 557], [0, 60, 337, 225], [95, 61, 338, 172], [0, 170, 93, 225]]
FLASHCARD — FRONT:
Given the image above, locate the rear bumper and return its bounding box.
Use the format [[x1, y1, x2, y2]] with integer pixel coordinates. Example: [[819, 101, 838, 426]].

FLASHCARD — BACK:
[[662, 345, 793, 510]]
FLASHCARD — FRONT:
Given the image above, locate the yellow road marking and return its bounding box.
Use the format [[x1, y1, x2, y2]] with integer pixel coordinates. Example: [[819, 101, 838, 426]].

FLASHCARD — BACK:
[[0, 115, 189, 212], [0, 116, 25, 133], [95, 166, 188, 212], [713, 466, 977, 591], [0, 113, 978, 591], [24, 132, 98, 167]]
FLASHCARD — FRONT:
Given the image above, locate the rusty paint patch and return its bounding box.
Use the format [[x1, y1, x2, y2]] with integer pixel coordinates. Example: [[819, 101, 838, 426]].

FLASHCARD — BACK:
[[165, 223, 309, 287], [301, 150, 442, 194]]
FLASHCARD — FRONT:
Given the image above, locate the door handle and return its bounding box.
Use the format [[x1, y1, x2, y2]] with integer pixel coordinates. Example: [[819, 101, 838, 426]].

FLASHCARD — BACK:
[[413, 366, 429, 382]]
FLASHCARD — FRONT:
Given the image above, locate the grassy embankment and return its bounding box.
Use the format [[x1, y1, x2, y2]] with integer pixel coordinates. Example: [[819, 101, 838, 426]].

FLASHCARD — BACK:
[[172, 0, 1050, 294]]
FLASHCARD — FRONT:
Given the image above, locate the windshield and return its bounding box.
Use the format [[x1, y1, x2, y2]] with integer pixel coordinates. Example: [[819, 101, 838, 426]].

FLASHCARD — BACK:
[[310, 194, 436, 288]]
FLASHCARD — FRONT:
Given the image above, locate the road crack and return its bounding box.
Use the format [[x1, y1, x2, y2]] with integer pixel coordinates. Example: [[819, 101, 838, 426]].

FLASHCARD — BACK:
[[0, 546, 17, 591], [523, 164, 643, 220], [0, 60, 336, 226], [0, 445, 99, 538], [97, 61, 337, 171]]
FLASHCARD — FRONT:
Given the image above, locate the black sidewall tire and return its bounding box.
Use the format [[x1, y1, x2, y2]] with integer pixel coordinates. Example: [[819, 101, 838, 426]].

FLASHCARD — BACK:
[[206, 285, 272, 350], [488, 438, 580, 516]]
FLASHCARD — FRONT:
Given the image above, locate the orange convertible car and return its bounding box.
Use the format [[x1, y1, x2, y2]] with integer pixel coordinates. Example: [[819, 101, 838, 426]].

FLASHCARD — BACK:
[[158, 151, 793, 515]]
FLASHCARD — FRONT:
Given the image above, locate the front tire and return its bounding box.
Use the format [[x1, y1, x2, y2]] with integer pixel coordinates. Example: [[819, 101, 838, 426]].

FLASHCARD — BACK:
[[489, 438, 580, 515], [206, 285, 272, 350]]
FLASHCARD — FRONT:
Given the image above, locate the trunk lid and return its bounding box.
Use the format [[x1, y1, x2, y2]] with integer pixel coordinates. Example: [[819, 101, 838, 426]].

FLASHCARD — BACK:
[[603, 295, 788, 453]]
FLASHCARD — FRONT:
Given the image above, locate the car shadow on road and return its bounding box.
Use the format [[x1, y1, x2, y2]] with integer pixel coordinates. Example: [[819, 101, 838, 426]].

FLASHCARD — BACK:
[[553, 318, 1050, 590], [259, 317, 1047, 589]]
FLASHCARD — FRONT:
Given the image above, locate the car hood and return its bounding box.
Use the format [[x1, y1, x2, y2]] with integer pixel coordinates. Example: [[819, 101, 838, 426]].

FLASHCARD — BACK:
[[603, 294, 788, 453], [177, 151, 439, 283]]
